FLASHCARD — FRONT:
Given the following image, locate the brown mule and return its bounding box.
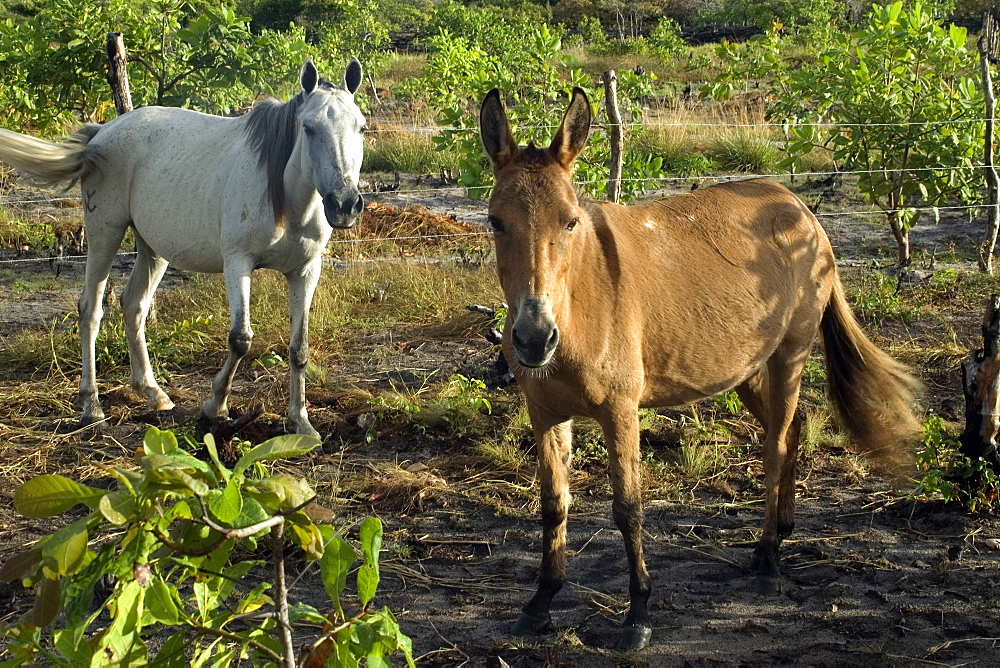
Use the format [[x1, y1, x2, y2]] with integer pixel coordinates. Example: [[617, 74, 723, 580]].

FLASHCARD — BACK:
[[479, 87, 920, 650]]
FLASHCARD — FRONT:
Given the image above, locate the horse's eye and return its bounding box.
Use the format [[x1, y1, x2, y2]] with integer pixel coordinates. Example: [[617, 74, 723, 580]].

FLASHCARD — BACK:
[[487, 215, 504, 234], [302, 125, 316, 137], [566, 217, 579, 232], [361, 124, 369, 134]]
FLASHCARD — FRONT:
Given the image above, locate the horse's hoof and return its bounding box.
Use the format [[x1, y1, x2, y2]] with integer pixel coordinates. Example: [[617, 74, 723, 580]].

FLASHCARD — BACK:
[[755, 575, 782, 596], [616, 624, 652, 651], [511, 610, 552, 636]]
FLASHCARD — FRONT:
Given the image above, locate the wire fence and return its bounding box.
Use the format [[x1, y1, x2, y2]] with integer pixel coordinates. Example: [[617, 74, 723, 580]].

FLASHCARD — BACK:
[[0, 113, 991, 269]]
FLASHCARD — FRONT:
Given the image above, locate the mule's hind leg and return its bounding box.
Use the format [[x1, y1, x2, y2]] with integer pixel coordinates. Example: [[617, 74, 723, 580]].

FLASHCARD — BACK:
[[513, 400, 573, 638], [202, 257, 253, 422], [743, 353, 806, 595], [120, 232, 173, 411], [77, 210, 129, 426]]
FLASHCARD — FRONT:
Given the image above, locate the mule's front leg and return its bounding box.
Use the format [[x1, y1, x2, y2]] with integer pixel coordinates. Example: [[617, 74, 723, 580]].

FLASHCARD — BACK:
[[601, 406, 652, 650], [284, 261, 322, 438], [202, 259, 253, 422], [513, 401, 573, 637]]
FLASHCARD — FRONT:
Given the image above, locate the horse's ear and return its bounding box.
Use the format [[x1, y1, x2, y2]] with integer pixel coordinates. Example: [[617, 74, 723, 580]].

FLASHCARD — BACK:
[[549, 88, 591, 167], [480, 89, 516, 172], [343, 57, 363, 95], [300, 58, 319, 95]]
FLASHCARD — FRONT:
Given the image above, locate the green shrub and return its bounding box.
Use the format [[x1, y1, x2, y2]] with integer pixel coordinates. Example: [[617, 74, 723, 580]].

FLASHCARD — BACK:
[[0, 428, 414, 665]]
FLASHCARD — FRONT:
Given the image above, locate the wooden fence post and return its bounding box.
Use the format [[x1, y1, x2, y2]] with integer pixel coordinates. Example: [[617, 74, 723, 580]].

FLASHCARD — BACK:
[[603, 70, 623, 204], [106, 32, 133, 116], [959, 293, 1000, 470], [978, 13, 999, 274]]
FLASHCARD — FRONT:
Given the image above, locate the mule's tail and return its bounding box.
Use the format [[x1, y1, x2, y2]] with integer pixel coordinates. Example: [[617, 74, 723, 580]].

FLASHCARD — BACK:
[[0, 125, 99, 187], [821, 276, 922, 474]]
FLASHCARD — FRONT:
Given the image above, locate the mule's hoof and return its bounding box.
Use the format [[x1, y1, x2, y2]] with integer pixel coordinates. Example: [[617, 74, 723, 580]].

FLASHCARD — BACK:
[[616, 624, 652, 651], [511, 610, 552, 636], [755, 574, 782, 596]]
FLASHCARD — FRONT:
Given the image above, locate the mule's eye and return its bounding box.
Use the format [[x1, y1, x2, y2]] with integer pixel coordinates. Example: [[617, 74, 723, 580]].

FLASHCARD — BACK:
[[487, 215, 504, 234], [566, 217, 580, 232]]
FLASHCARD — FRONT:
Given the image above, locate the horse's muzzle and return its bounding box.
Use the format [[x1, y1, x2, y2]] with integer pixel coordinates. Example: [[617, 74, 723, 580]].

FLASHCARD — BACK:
[[324, 191, 364, 228], [511, 297, 559, 368]]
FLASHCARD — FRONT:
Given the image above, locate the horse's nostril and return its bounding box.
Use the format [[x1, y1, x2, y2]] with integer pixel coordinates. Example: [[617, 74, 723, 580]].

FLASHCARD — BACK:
[[351, 193, 365, 215]]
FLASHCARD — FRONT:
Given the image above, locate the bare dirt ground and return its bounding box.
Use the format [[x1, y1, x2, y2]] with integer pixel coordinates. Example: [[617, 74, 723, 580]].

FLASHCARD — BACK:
[[3, 177, 1000, 666]]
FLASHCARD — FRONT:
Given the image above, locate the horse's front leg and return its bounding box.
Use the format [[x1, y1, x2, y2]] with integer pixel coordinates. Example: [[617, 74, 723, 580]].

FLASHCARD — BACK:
[[202, 257, 254, 422], [512, 399, 573, 637], [284, 259, 322, 439], [599, 404, 652, 650]]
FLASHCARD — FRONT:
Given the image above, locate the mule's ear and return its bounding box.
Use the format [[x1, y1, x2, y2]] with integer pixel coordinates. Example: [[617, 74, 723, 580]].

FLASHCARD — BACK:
[[343, 57, 363, 95], [300, 58, 319, 95], [480, 89, 517, 172], [549, 88, 591, 167]]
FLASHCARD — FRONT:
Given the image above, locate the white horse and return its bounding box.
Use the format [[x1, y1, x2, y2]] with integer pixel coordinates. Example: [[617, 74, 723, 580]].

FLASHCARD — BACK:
[[0, 58, 366, 438]]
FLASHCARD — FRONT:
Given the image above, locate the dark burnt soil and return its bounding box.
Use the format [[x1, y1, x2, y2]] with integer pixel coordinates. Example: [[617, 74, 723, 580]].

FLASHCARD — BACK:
[[3, 180, 1000, 666]]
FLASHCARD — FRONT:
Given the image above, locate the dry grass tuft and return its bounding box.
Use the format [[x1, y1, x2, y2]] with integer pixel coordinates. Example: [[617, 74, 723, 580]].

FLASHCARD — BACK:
[[332, 201, 490, 259]]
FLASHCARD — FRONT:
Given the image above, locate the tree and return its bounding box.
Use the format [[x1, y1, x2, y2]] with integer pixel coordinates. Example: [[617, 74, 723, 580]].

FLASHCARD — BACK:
[[0, 0, 310, 134], [779, 1, 983, 267]]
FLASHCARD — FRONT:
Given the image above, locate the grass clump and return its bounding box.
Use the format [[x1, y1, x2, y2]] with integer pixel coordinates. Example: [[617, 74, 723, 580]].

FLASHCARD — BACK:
[[364, 125, 455, 174]]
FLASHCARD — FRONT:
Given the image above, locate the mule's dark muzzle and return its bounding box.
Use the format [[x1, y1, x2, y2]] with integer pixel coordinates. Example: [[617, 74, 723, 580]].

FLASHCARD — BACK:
[[324, 191, 364, 228], [511, 297, 559, 368]]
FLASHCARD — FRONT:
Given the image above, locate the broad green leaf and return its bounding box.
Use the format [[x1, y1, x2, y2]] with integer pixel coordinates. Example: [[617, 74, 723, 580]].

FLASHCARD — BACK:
[[233, 496, 270, 530], [99, 491, 137, 525], [203, 432, 232, 479], [358, 518, 383, 607], [208, 480, 243, 524], [54, 625, 94, 664], [92, 580, 148, 667], [145, 576, 180, 625], [0, 549, 41, 583], [21, 575, 60, 628], [143, 426, 179, 455], [318, 528, 355, 615], [39, 516, 90, 577], [232, 434, 320, 477], [143, 458, 210, 496], [287, 516, 324, 561], [14, 475, 106, 518]]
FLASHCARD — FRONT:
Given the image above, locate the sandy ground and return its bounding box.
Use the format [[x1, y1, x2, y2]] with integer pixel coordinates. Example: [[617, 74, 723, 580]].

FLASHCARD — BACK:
[[3, 177, 1000, 666]]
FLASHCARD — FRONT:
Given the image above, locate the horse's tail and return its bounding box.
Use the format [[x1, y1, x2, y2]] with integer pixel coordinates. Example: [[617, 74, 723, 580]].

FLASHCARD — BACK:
[[821, 275, 922, 474], [0, 124, 100, 187]]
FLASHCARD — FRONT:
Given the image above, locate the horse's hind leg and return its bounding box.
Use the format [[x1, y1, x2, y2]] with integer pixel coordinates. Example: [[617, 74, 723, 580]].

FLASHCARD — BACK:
[[202, 257, 254, 422], [745, 352, 806, 595], [120, 232, 173, 411], [284, 258, 322, 438], [77, 209, 129, 426]]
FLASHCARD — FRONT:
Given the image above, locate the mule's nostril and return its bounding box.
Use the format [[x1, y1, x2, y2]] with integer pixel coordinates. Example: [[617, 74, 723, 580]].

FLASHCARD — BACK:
[[512, 327, 525, 349]]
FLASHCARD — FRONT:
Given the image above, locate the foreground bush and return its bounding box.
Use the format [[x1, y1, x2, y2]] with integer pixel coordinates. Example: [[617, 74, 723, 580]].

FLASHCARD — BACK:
[[0, 427, 413, 666]]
